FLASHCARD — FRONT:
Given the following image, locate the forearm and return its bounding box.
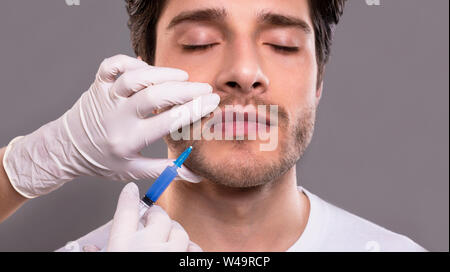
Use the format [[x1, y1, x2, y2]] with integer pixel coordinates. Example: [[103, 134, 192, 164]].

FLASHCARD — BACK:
[[0, 146, 27, 223]]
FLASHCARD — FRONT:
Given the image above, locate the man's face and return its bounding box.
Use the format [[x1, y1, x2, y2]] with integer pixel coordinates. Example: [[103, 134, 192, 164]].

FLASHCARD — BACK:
[[155, 0, 321, 188]]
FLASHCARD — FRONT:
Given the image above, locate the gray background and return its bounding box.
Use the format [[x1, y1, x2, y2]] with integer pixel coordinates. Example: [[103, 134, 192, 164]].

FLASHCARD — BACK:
[[0, 0, 448, 251]]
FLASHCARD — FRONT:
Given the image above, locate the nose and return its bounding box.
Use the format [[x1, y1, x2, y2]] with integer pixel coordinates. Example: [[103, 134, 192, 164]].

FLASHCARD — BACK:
[[214, 40, 269, 97]]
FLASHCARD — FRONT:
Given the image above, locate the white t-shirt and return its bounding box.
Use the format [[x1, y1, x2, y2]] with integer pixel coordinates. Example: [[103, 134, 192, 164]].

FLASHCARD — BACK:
[[56, 186, 427, 252], [287, 187, 426, 251]]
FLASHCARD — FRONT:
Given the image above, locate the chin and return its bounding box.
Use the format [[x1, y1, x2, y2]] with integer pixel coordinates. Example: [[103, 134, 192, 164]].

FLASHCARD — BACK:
[[164, 126, 300, 188], [181, 139, 288, 189], [198, 138, 280, 161]]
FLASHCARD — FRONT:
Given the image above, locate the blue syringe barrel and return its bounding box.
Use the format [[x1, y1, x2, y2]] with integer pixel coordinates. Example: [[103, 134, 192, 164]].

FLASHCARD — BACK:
[[141, 146, 192, 208], [144, 164, 178, 203]]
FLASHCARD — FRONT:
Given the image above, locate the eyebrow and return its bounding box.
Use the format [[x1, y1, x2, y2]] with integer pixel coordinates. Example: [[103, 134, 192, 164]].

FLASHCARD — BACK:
[[166, 8, 312, 34], [258, 10, 312, 34], [167, 8, 227, 29]]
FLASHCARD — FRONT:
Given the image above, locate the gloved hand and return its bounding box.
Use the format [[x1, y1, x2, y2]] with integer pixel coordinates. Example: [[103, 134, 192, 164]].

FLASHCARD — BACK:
[[106, 182, 202, 252], [3, 54, 219, 198], [59, 183, 202, 252]]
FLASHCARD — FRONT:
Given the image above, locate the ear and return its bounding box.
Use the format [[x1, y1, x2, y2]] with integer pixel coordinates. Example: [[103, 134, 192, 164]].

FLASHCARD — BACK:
[[137, 56, 143, 60], [315, 81, 323, 108]]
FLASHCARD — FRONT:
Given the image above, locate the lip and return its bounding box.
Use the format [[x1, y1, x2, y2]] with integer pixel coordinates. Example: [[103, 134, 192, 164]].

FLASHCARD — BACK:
[[204, 106, 276, 137], [221, 120, 266, 136], [221, 109, 272, 127]]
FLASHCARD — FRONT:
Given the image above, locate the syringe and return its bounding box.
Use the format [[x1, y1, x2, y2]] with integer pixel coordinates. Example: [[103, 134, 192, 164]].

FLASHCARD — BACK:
[[138, 146, 193, 217], [95, 147, 194, 251]]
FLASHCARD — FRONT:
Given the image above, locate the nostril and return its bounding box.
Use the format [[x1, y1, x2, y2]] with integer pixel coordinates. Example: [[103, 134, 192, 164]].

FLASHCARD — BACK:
[[227, 82, 238, 88], [252, 82, 262, 88]]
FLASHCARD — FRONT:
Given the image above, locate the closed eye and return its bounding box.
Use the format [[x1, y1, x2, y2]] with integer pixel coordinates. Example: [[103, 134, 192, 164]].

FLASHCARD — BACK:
[[181, 43, 299, 53], [181, 43, 219, 51], [264, 43, 299, 53]]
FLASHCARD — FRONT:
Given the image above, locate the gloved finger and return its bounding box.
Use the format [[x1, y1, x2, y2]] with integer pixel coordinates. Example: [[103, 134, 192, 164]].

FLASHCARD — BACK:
[[175, 166, 203, 183], [130, 81, 212, 118], [188, 241, 204, 252], [125, 157, 202, 183], [141, 205, 172, 243], [107, 182, 140, 251], [139, 93, 220, 144], [67, 220, 113, 252], [83, 244, 100, 252], [97, 54, 149, 83], [111, 67, 189, 98], [167, 221, 190, 251]]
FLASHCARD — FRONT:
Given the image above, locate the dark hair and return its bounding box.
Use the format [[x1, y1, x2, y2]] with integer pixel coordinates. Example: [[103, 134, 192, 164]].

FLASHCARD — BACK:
[[125, 0, 346, 87]]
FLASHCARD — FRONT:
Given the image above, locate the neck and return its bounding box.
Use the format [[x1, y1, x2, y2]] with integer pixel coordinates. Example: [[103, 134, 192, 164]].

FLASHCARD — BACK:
[[157, 151, 310, 252]]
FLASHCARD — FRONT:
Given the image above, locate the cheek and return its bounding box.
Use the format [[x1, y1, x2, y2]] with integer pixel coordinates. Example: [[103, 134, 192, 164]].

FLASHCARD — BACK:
[[262, 36, 318, 109], [264, 54, 317, 115], [154, 42, 220, 84]]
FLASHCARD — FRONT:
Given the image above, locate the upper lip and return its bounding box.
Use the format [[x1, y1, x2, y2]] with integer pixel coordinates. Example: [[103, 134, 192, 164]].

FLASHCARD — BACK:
[[206, 105, 275, 126]]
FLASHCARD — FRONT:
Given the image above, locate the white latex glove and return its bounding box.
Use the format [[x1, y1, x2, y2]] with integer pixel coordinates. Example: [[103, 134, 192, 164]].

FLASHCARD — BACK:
[[106, 182, 202, 252], [58, 183, 203, 252], [3, 54, 219, 198]]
